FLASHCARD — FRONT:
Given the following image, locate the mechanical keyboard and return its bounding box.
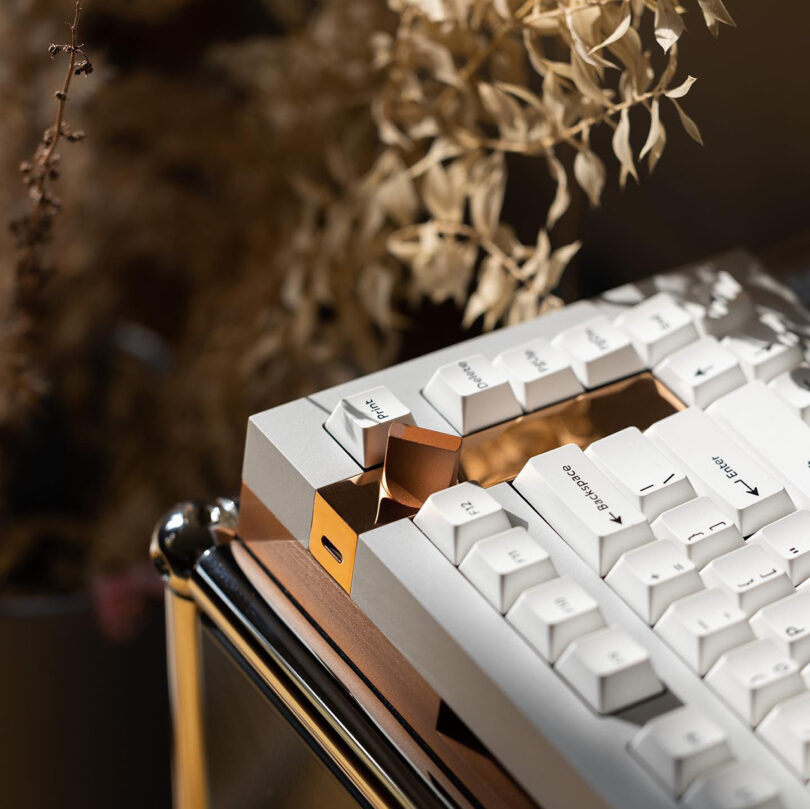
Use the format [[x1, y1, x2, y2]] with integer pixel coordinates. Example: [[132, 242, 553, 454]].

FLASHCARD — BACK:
[[240, 249, 810, 809]]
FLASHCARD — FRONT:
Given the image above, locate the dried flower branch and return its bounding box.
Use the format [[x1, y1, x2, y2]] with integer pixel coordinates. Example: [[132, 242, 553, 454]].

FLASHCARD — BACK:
[[4, 2, 92, 422], [13, 2, 91, 292], [259, 0, 735, 357]]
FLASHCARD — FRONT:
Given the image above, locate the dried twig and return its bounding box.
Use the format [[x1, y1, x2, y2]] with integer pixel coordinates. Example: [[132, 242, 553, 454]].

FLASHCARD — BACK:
[[12, 1, 91, 304], [2, 2, 92, 424]]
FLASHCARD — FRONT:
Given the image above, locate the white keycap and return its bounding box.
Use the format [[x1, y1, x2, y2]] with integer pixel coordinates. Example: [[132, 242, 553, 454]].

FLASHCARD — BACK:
[[770, 363, 810, 424], [722, 324, 802, 383], [551, 315, 644, 389], [615, 292, 700, 367], [413, 482, 511, 565], [705, 639, 804, 726], [804, 663, 810, 689], [709, 381, 810, 511], [324, 385, 415, 467], [758, 692, 810, 781], [459, 527, 555, 613], [606, 540, 703, 624], [656, 588, 753, 675], [750, 593, 810, 667], [683, 761, 784, 809], [513, 444, 651, 576], [586, 426, 695, 520], [630, 706, 733, 796], [749, 510, 810, 586], [683, 268, 756, 338], [652, 497, 744, 570], [701, 545, 795, 618], [654, 336, 746, 408], [492, 338, 583, 411], [506, 575, 605, 662], [554, 625, 663, 714], [423, 354, 522, 435], [646, 407, 793, 536]]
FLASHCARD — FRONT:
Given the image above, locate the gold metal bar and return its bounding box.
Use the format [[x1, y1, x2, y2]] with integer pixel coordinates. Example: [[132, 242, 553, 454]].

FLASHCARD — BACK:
[[164, 590, 209, 809]]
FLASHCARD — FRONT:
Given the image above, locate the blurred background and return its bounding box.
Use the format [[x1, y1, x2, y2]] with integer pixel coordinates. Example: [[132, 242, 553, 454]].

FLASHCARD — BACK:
[[0, 1, 808, 806]]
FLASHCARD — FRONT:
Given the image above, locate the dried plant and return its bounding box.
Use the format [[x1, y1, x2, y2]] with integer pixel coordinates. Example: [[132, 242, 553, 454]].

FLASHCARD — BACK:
[[5, 1, 92, 425], [0, 0, 736, 605], [263, 0, 736, 363]]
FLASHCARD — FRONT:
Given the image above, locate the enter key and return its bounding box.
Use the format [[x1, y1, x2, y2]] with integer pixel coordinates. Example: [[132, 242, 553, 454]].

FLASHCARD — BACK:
[[646, 407, 793, 536]]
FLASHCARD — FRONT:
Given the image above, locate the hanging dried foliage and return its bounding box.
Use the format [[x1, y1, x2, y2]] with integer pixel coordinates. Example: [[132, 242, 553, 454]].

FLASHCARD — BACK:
[[255, 0, 735, 357]]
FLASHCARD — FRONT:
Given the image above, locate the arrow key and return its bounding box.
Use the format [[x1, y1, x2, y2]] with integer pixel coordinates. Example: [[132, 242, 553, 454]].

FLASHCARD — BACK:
[[653, 336, 745, 408]]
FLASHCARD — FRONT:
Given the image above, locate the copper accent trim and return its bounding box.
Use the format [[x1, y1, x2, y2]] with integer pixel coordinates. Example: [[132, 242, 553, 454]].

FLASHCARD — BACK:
[[238, 488, 606, 809], [309, 424, 463, 594], [460, 373, 684, 488], [382, 423, 462, 508], [307, 469, 387, 594]]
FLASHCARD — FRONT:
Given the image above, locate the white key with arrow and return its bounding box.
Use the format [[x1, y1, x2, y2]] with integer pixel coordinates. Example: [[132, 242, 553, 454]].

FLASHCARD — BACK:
[[653, 335, 746, 408], [646, 407, 793, 536], [708, 380, 810, 512], [513, 443, 651, 576]]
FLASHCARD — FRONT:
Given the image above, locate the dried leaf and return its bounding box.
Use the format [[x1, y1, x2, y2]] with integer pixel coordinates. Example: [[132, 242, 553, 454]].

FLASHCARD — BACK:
[[507, 288, 543, 325], [492, 0, 511, 21], [462, 256, 516, 329], [697, 0, 736, 35], [546, 153, 570, 230], [423, 161, 464, 222], [407, 137, 464, 180], [666, 75, 697, 99], [495, 81, 547, 114], [470, 155, 506, 238], [479, 83, 528, 141], [648, 119, 667, 172], [412, 33, 458, 86], [375, 155, 419, 226], [639, 98, 661, 160], [387, 231, 421, 263], [411, 0, 445, 22], [545, 240, 582, 290], [669, 97, 704, 145], [607, 25, 651, 93], [541, 71, 566, 127], [574, 148, 606, 206], [571, 53, 610, 107], [413, 236, 477, 305], [358, 263, 407, 329], [612, 107, 637, 186], [654, 0, 684, 53], [589, 1, 632, 54], [564, 6, 616, 70]]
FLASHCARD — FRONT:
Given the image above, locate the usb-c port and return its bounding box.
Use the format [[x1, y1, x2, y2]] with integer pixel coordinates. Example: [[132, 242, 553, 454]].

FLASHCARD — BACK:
[[321, 535, 343, 564]]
